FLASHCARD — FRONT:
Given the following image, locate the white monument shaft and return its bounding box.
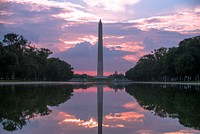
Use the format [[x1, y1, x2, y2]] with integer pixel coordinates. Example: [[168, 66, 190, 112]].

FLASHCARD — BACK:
[[97, 20, 103, 77]]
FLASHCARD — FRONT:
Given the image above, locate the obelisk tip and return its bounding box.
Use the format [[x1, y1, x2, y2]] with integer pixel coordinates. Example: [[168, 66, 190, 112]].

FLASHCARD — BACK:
[[99, 19, 102, 23]]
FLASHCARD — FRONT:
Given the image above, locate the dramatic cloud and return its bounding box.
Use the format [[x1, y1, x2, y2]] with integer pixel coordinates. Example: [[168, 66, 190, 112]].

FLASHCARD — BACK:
[[82, 0, 141, 21], [4, 0, 84, 10], [56, 42, 133, 75], [59, 112, 98, 128], [129, 6, 200, 34], [105, 112, 144, 122], [83, 0, 140, 11]]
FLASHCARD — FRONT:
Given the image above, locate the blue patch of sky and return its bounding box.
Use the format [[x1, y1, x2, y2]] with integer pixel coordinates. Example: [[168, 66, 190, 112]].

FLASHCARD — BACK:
[[130, 0, 200, 19], [48, 0, 86, 6]]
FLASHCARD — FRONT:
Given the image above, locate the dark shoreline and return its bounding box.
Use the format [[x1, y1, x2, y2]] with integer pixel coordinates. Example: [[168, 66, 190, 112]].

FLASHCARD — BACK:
[[1, 81, 200, 85], [131, 81, 200, 85]]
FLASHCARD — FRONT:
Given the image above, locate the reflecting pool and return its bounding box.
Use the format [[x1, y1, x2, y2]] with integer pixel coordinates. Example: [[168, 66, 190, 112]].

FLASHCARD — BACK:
[[0, 83, 200, 134]]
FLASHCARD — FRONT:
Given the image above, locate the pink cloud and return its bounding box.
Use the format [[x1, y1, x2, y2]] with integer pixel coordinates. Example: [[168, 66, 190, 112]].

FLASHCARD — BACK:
[[75, 70, 113, 76], [0, 20, 14, 25], [123, 54, 139, 62], [0, 10, 13, 16], [164, 129, 200, 134], [122, 102, 145, 112], [74, 87, 112, 93], [128, 7, 200, 34], [105, 112, 144, 122], [4, 0, 83, 10], [56, 111, 143, 130], [52, 10, 98, 22], [123, 51, 147, 62], [83, 0, 140, 12]]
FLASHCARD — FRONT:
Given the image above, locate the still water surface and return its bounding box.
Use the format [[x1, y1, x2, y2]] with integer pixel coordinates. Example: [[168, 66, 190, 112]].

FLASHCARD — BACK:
[[0, 83, 200, 134]]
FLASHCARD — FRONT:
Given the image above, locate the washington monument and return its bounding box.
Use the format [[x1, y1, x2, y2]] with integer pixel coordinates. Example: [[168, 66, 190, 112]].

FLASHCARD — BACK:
[[97, 19, 103, 77]]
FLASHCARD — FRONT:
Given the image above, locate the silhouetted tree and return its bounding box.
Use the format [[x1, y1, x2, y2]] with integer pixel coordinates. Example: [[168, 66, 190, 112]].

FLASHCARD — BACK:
[[0, 33, 73, 81], [46, 58, 73, 81], [126, 36, 200, 81]]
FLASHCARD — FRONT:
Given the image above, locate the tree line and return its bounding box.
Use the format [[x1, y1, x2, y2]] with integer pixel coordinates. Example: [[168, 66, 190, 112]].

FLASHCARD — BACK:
[[126, 36, 200, 81], [0, 33, 73, 81]]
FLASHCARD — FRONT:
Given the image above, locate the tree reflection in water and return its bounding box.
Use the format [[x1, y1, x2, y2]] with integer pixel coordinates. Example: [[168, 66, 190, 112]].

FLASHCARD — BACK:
[[1, 83, 200, 133], [0, 84, 74, 131], [125, 84, 200, 130]]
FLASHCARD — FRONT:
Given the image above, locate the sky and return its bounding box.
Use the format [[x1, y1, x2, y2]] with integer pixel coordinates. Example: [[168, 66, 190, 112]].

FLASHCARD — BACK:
[[0, 0, 200, 76]]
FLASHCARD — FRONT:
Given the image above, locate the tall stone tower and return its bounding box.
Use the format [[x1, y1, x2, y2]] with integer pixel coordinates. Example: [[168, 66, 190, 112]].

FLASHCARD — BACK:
[[97, 19, 103, 77]]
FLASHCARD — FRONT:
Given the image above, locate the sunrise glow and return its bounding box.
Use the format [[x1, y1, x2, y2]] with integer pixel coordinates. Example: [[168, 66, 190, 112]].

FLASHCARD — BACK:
[[0, 0, 199, 75]]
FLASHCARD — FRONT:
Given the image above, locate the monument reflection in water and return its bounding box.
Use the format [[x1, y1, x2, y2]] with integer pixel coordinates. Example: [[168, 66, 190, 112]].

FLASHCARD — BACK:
[[97, 85, 103, 134]]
